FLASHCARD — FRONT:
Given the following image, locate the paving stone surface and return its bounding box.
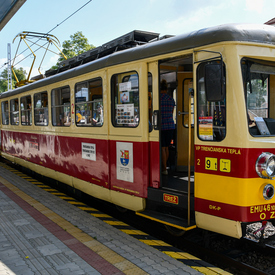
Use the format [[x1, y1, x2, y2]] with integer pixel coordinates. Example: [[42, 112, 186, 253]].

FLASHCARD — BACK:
[[0, 164, 204, 274]]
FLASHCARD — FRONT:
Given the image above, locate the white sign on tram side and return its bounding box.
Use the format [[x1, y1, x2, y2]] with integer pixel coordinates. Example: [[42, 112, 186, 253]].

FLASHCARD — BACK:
[[116, 142, 133, 182], [82, 142, 96, 161]]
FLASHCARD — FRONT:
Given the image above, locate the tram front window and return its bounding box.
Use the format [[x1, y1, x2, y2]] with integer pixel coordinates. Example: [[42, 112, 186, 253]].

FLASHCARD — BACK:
[[197, 61, 226, 141], [242, 58, 275, 136]]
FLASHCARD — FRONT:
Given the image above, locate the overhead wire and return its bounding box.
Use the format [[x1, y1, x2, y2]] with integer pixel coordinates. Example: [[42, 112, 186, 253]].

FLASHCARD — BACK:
[[0, 0, 93, 71]]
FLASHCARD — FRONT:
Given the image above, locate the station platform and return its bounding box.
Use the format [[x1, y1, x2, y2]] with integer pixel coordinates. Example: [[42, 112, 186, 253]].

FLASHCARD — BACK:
[[0, 161, 230, 275]]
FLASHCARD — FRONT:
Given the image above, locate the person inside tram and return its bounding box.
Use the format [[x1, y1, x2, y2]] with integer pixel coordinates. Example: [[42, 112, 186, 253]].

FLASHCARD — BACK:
[[92, 103, 103, 126], [160, 79, 175, 175]]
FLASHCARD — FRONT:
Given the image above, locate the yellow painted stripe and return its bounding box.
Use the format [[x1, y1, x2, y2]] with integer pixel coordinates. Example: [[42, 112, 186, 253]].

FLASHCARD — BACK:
[[139, 240, 172, 246], [68, 201, 86, 206], [92, 214, 112, 218], [163, 251, 200, 260], [164, 252, 231, 274], [50, 192, 66, 196], [136, 212, 196, 231], [207, 267, 232, 275], [58, 196, 74, 200], [104, 221, 129, 226], [195, 172, 275, 206], [78, 206, 98, 211], [120, 230, 149, 235], [191, 266, 231, 275], [35, 184, 51, 188], [42, 189, 57, 192]]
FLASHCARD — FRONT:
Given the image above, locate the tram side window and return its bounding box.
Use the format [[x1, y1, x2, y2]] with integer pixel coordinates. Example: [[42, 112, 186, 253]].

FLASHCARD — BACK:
[[51, 86, 71, 126], [241, 58, 275, 136], [197, 62, 226, 141], [1, 101, 9, 125], [34, 92, 48, 126], [21, 95, 32, 126], [75, 78, 103, 127], [111, 71, 139, 127], [10, 98, 19, 125]]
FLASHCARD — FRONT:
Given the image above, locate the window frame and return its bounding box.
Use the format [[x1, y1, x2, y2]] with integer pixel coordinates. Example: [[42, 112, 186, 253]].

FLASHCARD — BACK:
[[10, 98, 19, 126], [75, 77, 103, 127], [51, 86, 71, 127], [182, 78, 194, 128], [20, 95, 32, 126], [34, 91, 48, 126], [241, 57, 275, 137], [1, 100, 9, 125], [196, 61, 226, 142], [111, 71, 140, 128]]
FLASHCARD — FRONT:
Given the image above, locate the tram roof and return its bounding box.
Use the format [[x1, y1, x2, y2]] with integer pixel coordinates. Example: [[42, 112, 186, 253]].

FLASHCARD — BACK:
[[2, 23, 275, 98]]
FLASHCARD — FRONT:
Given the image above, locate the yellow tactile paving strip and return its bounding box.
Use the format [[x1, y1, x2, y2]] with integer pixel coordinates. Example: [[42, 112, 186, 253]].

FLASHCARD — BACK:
[[0, 163, 232, 275], [0, 175, 147, 275]]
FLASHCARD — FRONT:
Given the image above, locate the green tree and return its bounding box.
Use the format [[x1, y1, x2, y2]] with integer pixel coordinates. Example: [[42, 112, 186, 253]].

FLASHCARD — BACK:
[[0, 67, 26, 93], [52, 31, 95, 69]]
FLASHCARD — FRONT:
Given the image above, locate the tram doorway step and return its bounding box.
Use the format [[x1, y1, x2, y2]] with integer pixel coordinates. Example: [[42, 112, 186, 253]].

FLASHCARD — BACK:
[[136, 209, 196, 231], [147, 187, 195, 212]]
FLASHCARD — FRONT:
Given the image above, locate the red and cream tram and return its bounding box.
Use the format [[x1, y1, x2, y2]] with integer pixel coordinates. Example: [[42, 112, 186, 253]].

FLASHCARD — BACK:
[[1, 24, 275, 239]]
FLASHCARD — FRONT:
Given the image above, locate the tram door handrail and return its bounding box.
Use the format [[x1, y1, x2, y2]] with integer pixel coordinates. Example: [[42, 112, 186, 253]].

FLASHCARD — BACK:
[[188, 89, 194, 226], [177, 88, 194, 225]]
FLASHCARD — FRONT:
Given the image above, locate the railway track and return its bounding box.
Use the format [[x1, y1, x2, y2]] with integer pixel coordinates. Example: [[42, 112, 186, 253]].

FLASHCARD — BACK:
[[2, 160, 275, 275], [178, 232, 275, 275]]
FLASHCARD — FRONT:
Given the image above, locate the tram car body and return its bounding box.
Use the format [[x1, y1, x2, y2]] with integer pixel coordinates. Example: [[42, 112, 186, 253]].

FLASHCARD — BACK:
[[1, 24, 275, 238]]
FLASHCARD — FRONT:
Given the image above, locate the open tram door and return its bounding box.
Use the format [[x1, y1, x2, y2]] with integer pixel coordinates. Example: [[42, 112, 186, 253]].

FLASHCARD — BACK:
[[137, 55, 197, 233]]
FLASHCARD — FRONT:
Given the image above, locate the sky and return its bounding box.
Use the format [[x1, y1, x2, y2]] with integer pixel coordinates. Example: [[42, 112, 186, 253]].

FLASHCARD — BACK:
[[1, 0, 275, 78]]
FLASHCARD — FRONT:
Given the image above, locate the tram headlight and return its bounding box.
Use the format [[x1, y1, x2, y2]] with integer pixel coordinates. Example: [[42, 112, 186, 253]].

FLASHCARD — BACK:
[[263, 184, 274, 200], [256, 152, 275, 179]]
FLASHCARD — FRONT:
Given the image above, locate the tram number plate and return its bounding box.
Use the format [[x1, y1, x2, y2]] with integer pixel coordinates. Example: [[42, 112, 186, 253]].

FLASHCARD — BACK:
[[205, 157, 217, 171]]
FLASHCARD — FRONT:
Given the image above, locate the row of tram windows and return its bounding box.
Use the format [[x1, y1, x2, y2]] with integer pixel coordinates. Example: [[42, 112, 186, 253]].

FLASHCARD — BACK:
[[1, 71, 151, 128], [1, 78, 104, 127]]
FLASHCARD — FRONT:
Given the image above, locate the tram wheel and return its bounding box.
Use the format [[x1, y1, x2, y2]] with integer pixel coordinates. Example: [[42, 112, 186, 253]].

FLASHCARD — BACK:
[[165, 225, 186, 236]]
